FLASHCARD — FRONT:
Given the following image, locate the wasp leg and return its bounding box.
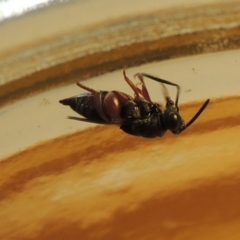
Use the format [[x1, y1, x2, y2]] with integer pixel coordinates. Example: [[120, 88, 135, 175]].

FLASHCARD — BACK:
[[135, 73, 173, 104], [139, 73, 180, 110], [123, 70, 142, 101], [134, 73, 152, 102], [76, 82, 96, 93], [93, 91, 111, 122], [76, 82, 110, 122]]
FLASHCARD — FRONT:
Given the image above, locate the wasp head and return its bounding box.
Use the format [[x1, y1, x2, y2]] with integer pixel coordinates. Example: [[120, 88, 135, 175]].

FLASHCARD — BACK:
[[162, 96, 210, 134], [162, 97, 186, 134]]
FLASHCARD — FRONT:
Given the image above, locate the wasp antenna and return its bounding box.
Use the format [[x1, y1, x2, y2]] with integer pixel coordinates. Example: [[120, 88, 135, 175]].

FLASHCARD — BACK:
[[184, 99, 210, 129]]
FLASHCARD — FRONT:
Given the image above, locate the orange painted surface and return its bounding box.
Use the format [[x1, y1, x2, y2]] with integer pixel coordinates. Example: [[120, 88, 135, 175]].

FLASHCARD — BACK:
[[1, 97, 240, 240]]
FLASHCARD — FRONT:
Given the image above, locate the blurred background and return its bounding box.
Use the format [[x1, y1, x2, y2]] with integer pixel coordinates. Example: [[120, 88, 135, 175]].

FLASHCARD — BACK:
[[0, 1, 240, 239]]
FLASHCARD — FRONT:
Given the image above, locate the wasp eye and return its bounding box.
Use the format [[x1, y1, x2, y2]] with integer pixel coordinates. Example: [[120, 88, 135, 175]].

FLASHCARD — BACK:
[[168, 112, 180, 131]]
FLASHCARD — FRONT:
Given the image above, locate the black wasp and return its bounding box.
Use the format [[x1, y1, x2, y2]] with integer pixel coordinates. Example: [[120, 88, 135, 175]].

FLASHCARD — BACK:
[[59, 70, 210, 138]]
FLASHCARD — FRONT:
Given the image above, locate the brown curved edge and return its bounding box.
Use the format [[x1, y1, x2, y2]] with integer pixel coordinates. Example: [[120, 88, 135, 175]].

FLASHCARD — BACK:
[[1, 1, 240, 107], [1, 96, 240, 239]]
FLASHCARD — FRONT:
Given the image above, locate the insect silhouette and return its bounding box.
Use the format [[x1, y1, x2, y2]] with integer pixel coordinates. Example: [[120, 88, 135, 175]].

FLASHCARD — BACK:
[[59, 70, 210, 138]]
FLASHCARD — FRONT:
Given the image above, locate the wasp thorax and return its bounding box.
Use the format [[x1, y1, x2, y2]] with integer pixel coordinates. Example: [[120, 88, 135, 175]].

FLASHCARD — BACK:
[[121, 101, 141, 119]]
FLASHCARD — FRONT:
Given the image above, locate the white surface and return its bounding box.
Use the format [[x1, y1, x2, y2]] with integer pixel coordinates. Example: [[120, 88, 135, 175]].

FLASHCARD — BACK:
[[0, 0, 60, 22], [1, 49, 240, 159]]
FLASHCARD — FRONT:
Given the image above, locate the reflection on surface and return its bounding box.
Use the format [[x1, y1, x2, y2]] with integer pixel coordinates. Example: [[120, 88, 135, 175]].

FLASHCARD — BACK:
[[0, 0, 64, 22]]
